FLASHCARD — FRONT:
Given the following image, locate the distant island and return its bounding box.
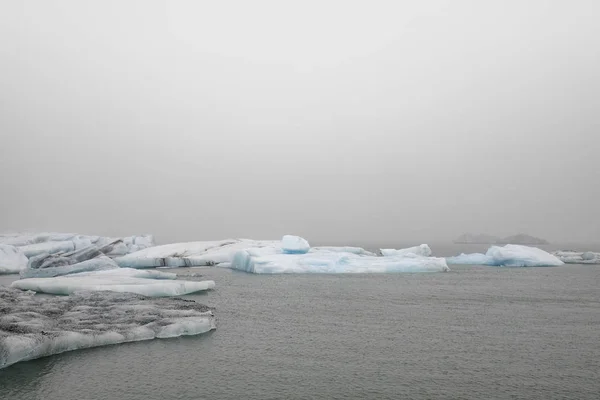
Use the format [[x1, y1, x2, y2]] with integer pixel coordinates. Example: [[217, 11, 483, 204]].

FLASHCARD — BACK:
[[454, 233, 549, 245]]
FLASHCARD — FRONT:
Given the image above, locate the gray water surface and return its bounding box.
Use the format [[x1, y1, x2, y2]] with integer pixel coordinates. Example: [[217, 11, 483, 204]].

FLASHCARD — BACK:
[[1, 254, 599, 399]]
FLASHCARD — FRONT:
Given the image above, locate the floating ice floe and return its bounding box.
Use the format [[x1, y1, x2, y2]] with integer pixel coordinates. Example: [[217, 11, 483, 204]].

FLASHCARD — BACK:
[[0, 287, 215, 370], [11, 268, 215, 297], [115, 239, 281, 268], [553, 250, 600, 264], [0, 245, 28, 275], [380, 244, 432, 257], [446, 244, 564, 267], [231, 247, 449, 274]]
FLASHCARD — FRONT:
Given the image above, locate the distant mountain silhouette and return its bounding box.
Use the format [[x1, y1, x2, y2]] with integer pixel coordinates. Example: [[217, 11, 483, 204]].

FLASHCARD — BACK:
[[454, 233, 549, 245]]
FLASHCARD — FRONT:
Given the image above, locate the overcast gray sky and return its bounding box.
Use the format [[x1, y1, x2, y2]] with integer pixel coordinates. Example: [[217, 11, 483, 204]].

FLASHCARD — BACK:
[[1, 0, 599, 244]]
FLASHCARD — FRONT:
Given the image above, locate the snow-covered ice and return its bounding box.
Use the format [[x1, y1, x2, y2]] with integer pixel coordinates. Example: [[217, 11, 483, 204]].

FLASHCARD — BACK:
[[231, 249, 449, 274], [115, 239, 281, 268], [281, 235, 310, 254], [446, 244, 564, 267], [553, 250, 600, 264], [380, 244, 432, 257], [0, 245, 28, 274], [0, 286, 215, 369], [11, 268, 215, 297]]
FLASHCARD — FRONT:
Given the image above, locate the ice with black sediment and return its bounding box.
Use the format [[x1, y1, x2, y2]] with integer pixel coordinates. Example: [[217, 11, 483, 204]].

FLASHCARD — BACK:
[[0, 286, 215, 369]]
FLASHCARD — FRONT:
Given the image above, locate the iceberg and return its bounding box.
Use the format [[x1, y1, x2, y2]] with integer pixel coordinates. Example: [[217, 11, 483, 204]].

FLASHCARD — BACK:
[[116, 239, 281, 268], [553, 250, 600, 264], [20, 256, 120, 279], [11, 268, 215, 297], [0, 232, 155, 259], [380, 244, 432, 257], [19, 241, 137, 278], [231, 249, 449, 274], [0, 245, 28, 274], [446, 244, 563, 267], [0, 286, 215, 370], [281, 235, 310, 254]]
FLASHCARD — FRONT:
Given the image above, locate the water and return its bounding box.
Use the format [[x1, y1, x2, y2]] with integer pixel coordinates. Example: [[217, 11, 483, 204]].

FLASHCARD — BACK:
[[1, 244, 600, 399]]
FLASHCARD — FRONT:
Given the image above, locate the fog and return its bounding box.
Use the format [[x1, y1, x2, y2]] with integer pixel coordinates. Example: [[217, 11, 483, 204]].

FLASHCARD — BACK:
[[1, 1, 599, 244]]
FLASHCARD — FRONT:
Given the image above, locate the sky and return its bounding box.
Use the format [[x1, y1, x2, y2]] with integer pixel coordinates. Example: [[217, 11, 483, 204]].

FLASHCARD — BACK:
[[1, 0, 599, 244]]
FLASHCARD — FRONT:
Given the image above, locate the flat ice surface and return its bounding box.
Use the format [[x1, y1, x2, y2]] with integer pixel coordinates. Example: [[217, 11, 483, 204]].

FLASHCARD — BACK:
[[231, 249, 450, 274], [446, 244, 564, 267], [11, 268, 215, 297], [0, 287, 215, 369], [116, 239, 281, 268], [310, 246, 376, 256], [553, 250, 600, 264], [281, 235, 310, 254], [380, 244, 432, 257], [0, 245, 28, 274]]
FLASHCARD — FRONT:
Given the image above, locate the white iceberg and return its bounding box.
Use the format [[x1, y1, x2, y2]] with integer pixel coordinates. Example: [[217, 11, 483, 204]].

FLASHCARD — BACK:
[[446, 244, 564, 267], [0, 245, 28, 274], [11, 268, 215, 297], [115, 239, 280, 268], [380, 244, 432, 257], [553, 250, 600, 264], [0, 287, 215, 370], [231, 249, 449, 274], [281, 235, 310, 254]]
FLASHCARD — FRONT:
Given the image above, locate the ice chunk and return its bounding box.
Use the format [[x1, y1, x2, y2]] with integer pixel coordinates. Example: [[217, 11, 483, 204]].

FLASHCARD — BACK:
[[281, 235, 310, 254], [0, 245, 28, 274], [0, 287, 215, 369], [116, 239, 281, 268], [0, 232, 156, 257], [380, 244, 432, 257], [11, 268, 215, 296], [232, 248, 449, 274], [446, 244, 563, 267], [20, 256, 119, 279], [18, 241, 76, 258], [553, 250, 600, 264]]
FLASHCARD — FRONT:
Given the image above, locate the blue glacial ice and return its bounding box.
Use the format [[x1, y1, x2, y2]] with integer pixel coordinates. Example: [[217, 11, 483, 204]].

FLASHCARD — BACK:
[[0, 245, 28, 275], [282, 235, 310, 254], [0, 287, 215, 369], [11, 268, 215, 297], [380, 244, 432, 257], [446, 244, 564, 267]]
